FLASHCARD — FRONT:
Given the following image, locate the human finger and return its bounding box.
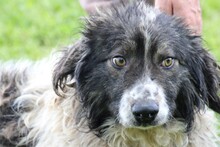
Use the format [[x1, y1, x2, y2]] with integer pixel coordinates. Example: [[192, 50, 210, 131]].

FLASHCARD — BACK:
[[172, 0, 202, 35], [155, 0, 173, 15]]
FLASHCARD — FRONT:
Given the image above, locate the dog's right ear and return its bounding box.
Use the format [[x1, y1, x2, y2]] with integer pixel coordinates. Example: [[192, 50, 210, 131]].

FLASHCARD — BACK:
[[53, 39, 87, 96]]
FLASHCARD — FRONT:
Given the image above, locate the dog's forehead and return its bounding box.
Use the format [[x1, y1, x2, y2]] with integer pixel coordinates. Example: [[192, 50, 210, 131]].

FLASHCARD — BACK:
[[85, 2, 161, 37], [84, 1, 187, 57], [109, 2, 160, 33]]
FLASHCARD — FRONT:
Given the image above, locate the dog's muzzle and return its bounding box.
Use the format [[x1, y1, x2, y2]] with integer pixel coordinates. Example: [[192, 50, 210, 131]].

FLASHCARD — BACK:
[[119, 79, 169, 128]]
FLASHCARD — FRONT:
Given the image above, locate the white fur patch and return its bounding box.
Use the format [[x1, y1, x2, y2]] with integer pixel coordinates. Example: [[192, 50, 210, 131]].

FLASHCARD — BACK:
[[119, 78, 169, 127]]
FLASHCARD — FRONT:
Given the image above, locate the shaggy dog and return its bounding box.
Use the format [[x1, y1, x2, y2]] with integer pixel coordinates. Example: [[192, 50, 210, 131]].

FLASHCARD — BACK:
[[0, 1, 220, 147]]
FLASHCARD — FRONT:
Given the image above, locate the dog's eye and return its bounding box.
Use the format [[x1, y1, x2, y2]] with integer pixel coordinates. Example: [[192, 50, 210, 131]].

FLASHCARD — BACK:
[[112, 56, 126, 68], [161, 58, 174, 68]]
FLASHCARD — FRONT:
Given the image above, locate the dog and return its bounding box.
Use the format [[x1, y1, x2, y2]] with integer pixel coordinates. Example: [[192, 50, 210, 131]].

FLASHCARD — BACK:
[[0, 1, 220, 147]]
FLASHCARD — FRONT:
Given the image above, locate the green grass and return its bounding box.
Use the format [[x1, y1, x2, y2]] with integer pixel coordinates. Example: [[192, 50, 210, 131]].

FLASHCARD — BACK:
[[201, 0, 220, 60], [0, 0, 85, 60]]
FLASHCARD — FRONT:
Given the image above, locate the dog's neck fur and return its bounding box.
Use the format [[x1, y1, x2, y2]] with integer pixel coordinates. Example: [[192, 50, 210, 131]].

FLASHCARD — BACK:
[[101, 120, 188, 147], [100, 113, 219, 147]]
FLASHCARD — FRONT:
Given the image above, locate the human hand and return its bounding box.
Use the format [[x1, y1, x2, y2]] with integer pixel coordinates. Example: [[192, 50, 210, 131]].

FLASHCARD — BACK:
[[155, 0, 202, 35]]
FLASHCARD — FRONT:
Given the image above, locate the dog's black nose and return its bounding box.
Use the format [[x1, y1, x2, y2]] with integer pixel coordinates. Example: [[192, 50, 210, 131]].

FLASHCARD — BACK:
[[132, 100, 159, 124]]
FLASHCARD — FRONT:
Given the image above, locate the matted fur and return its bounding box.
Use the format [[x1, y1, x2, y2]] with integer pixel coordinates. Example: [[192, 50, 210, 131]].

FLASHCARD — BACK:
[[0, 60, 219, 147], [0, 1, 220, 147]]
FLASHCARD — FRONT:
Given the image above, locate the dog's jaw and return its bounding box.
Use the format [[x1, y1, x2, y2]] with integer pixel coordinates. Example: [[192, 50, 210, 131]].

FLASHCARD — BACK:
[[118, 77, 169, 129]]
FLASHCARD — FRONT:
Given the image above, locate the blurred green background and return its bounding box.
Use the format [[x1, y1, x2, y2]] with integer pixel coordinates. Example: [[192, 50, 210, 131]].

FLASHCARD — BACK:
[[0, 0, 85, 60], [0, 0, 220, 60]]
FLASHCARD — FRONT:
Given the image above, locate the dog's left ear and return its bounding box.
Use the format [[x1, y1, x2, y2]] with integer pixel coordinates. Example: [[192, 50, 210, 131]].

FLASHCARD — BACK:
[[53, 39, 87, 96], [189, 36, 220, 113]]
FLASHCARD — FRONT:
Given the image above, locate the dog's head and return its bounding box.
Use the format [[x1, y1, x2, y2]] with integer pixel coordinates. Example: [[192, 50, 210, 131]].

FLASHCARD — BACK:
[[53, 1, 220, 134]]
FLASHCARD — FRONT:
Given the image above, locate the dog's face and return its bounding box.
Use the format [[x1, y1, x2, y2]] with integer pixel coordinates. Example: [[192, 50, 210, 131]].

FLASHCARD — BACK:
[[54, 1, 220, 134]]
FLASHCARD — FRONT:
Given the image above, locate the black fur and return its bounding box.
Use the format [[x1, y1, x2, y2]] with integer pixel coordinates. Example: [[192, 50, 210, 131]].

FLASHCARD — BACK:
[[53, 1, 220, 135]]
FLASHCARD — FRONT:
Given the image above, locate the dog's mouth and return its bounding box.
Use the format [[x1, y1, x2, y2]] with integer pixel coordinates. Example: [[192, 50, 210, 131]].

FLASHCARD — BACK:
[[131, 116, 165, 130], [133, 118, 159, 127], [118, 120, 164, 131]]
